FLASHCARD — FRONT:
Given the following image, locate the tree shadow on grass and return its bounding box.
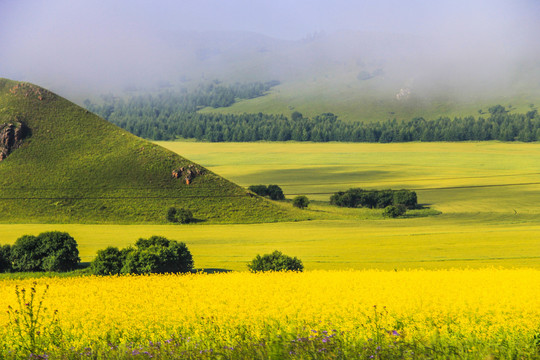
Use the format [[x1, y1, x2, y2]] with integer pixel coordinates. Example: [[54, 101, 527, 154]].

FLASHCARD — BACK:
[[193, 268, 233, 274]]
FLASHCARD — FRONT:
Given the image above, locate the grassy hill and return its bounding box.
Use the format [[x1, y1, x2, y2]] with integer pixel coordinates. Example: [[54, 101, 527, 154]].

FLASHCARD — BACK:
[[0, 78, 301, 224], [200, 77, 540, 123]]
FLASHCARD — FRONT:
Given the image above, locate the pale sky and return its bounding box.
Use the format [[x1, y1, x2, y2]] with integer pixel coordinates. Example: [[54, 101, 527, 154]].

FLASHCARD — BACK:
[[1, 0, 538, 95]]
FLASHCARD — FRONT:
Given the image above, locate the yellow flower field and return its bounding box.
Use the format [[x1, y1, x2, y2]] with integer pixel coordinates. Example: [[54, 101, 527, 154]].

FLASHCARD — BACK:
[[2, 269, 540, 359]]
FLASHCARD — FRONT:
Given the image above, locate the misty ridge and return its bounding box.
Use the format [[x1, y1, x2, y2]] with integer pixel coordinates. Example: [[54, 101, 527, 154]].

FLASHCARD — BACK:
[[3, 28, 539, 102], [1, 0, 539, 119]]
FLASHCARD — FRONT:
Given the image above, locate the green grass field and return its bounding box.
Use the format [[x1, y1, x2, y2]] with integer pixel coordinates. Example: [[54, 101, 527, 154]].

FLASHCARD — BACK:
[[2, 141, 540, 271], [0, 78, 296, 224], [199, 78, 540, 122]]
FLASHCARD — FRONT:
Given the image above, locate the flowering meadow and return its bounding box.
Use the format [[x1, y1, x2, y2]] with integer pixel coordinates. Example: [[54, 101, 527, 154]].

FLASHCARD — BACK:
[[2, 269, 540, 359]]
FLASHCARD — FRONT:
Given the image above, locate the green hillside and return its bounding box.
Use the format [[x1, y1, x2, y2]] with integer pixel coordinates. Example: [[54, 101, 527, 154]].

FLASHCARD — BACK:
[[200, 74, 540, 123], [0, 78, 300, 224]]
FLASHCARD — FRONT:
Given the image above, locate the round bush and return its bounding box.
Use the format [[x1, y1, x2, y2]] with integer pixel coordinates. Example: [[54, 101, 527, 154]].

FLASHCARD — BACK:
[[267, 185, 285, 200], [383, 205, 406, 218], [90, 246, 124, 275], [292, 195, 310, 209], [10, 231, 80, 272], [10, 235, 45, 272], [248, 250, 303, 272], [167, 207, 194, 224], [121, 236, 194, 274], [39, 231, 80, 272]]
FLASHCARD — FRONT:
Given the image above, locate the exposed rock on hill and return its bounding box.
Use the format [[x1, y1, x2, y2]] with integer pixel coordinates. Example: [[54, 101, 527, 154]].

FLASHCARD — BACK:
[[0, 121, 29, 161], [172, 164, 205, 185]]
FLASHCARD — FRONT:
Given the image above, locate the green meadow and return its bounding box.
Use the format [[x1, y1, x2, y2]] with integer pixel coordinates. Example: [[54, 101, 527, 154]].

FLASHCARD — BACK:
[[0, 78, 295, 224], [199, 78, 540, 122], [2, 141, 540, 271]]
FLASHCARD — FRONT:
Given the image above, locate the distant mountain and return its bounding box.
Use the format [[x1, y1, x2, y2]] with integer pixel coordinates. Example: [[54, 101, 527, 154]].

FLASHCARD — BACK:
[[0, 78, 297, 224], [8, 30, 540, 122]]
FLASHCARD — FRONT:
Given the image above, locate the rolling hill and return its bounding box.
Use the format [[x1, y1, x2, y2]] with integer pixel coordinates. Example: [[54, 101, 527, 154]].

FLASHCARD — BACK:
[[40, 30, 539, 123], [0, 78, 300, 224]]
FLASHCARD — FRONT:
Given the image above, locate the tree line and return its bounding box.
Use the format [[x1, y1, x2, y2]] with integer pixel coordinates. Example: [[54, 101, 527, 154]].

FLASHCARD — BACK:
[[85, 87, 540, 143], [0, 231, 304, 274], [330, 188, 418, 209], [85, 80, 279, 119]]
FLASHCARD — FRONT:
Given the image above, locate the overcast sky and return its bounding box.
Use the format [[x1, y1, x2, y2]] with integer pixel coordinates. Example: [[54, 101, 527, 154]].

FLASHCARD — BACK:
[[1, 0, 538, 96], [2, 0, 538, 40]]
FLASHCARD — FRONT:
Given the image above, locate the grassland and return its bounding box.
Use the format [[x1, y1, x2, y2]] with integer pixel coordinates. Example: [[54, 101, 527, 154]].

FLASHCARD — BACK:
[[0, 78, 298, 224], [200, 77, 540, 122], [158, 141, 540, 213], [1, 141, 539, 271]]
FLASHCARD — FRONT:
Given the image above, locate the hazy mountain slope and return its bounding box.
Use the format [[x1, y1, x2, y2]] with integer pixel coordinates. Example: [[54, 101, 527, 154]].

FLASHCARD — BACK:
[[0, 78, 299, 224], [12, 30, 540, 123], [191, 31, 540, 122]]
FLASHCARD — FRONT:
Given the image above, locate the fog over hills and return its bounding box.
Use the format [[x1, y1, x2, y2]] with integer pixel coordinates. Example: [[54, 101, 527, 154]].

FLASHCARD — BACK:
[[1, 1, 539, 119]]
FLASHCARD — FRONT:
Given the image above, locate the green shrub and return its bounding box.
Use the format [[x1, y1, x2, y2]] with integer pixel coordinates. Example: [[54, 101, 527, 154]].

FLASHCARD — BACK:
[[10, 235, 45, 272], [393, 190, 418, 209], [248, 185, 269, 197], [0, 245, 12, 272], [267, 185, 285, 200], [121, 236, 194, 274], [90, 246, 124, 275], [39, 232, 80, 272], [10, 232, 80, 272], [166, 207, 177, 222], [177, 208, 194, 224], [166, 207, 194, 224], [292, 195, 310, 209], [383, 205, 406, 218], [248, 250, 303, 272], [249, 184, 285, 200]]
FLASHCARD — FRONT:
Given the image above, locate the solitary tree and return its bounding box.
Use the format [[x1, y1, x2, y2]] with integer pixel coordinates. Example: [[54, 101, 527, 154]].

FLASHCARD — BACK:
[[167, 207, 194, 224], [291, 111, 303, 121], [488, 105, 507, 115], [248, 250, 303, 272], [292, 195, 310, 209]]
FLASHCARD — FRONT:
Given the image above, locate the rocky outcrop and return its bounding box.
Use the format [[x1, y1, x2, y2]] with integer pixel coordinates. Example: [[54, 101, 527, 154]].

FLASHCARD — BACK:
[[9, 82, 51, 101], [0, 122, 30, 161], [172, 164, 205, 185]]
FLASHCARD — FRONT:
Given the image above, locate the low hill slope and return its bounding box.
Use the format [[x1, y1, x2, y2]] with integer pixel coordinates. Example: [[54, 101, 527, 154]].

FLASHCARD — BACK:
[[0, 78, 298, 224]]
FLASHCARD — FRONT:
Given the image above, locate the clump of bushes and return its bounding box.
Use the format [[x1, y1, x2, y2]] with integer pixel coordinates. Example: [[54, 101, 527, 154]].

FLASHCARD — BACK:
[[167, 207, 194, 224], [292, 195, 310, 209], [0, 231, 80, 273], [248, 184, 285, 200], [91, 236, 194, 275], [330, 188, 417, 209], [383, 204, 407, 218], [248, 250, 303, 272]]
